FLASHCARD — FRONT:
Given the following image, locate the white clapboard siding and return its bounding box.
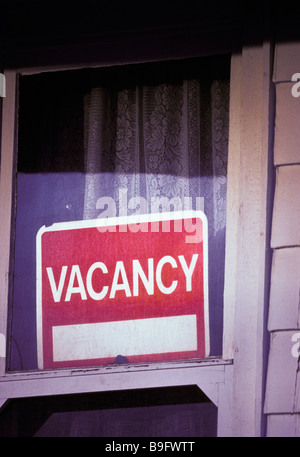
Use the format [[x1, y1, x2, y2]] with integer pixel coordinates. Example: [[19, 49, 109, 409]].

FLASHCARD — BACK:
[[271, 165, 300, 249], [268, 247, 300, 331], [274, 82, 300, 165], [267, 414, 300, 437], [273, 42, 300, 83], [264, 331, 299, 414], [266, 42, 300, 436]]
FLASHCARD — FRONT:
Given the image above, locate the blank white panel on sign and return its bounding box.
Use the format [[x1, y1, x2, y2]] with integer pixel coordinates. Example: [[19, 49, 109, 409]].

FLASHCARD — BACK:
[[52, 314, 197, 362]]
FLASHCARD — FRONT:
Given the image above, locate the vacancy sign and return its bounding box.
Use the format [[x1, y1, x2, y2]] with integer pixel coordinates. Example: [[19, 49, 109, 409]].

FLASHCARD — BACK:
[[36, 211, 209, 369]]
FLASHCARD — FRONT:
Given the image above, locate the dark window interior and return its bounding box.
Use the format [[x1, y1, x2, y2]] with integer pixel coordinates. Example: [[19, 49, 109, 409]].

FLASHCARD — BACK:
[[0, 385, 217, 437]]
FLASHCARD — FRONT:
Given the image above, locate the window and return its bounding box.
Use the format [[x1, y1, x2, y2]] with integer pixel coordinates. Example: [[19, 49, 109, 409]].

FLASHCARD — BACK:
[[6, 55, 230, 372]]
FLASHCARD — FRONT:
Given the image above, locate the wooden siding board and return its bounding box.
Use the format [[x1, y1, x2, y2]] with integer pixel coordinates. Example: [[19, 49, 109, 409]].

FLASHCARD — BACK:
[[264, 331, 298, 414], [274, 82, 300, 166], [273, 42, 300, 83], [271, 165, 300, 249], [267, 414, 299, 437], [268, 247, 300, 331]]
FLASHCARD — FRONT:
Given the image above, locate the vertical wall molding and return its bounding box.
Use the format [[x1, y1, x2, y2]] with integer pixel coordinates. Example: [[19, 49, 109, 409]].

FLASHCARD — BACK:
[[224, 43, 274, 436]]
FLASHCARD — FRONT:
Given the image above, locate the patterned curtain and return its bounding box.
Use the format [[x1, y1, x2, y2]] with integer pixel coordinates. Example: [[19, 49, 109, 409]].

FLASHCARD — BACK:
[[83, 78, 229, 240]]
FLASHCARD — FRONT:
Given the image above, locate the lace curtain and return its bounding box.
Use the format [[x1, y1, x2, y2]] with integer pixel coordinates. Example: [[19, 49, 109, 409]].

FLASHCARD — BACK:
[[83, 77, 229, 240]]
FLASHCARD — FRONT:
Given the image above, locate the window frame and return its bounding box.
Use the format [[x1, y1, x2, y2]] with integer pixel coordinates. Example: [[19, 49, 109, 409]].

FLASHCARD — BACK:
[[0, 63, 232, 376]]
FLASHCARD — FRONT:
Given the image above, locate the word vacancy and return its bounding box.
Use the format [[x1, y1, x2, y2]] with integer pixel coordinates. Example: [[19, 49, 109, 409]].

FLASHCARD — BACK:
[[46, 254, 199, 303]]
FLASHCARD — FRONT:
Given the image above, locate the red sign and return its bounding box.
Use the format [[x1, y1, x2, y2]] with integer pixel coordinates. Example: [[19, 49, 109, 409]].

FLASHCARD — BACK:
[[36, 211, 209, 369]]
